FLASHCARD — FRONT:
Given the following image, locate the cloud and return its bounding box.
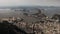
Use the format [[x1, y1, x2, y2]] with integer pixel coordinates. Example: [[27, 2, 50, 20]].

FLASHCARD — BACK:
[[0, 0, 59, 6]]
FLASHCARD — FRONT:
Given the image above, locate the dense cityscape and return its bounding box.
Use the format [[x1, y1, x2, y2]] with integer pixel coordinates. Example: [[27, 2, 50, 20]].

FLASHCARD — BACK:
[[0, 8, 60, 34]]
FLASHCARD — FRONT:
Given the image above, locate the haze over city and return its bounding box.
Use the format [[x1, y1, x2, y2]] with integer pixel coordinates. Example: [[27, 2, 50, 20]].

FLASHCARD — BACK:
[[0, 0, 60, 34]]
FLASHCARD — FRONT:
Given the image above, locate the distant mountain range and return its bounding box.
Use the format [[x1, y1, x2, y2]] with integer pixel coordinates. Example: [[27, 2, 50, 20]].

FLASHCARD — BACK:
[[0, 6, 60, 9]]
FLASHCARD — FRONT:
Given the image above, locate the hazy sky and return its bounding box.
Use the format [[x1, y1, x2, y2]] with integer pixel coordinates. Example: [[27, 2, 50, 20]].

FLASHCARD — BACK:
[[0, 0, 60, 7]]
